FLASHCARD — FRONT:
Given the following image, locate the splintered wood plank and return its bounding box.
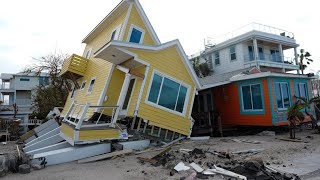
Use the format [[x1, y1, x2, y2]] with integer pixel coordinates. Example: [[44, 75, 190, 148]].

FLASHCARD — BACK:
[[78, 149, 133, 164]]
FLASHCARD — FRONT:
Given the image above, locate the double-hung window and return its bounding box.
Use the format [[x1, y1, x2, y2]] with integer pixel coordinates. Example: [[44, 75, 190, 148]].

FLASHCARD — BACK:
[[275, 82, 290, 109], [147, 72, 189, 114], [70, 87, 76, 99], [87, 78, 96, 93], [214, 52, 220, 65], [80, 81, 86, 90], [230, 46, 236, 61], [85, 49, 91, 59], [241, 84, 263, 111]]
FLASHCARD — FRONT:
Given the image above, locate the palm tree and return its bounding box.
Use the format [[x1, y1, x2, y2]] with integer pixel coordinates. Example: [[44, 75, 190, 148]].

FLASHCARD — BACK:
[[298, 49, 313, 74], [287, 101, 305, 139]]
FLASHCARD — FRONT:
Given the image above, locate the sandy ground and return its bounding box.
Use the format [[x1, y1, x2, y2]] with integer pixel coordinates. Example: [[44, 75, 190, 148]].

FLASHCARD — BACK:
[[2, 129, 320, 180]]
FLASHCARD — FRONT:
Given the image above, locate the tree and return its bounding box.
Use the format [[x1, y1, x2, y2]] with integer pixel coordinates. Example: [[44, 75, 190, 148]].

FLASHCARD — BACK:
[[296, 96, 319, 130], [190, 57, 212, 78], [287, 101, 305, 139], [23, 53, 72, 119], [298, 49, 313, 74]]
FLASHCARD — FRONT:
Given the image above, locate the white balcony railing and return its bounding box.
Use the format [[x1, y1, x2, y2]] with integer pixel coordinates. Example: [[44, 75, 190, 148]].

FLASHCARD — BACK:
[[0, 84, 14, 90], [205, 23, 294, 48], [244, 54, 296, 65]]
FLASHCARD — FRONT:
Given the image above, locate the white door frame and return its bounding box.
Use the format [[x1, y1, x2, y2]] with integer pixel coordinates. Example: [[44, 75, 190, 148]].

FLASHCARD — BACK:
[[120, 77, 136, 116]]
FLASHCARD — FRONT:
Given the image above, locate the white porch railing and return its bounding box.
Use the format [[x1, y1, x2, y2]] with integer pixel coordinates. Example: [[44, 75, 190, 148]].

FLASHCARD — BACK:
[[244, 54, 296, 65], [63, 101, 119, 130]]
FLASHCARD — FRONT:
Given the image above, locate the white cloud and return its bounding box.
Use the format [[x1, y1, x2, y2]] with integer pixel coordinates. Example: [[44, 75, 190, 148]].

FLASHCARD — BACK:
[[0, 0, 319, 74]]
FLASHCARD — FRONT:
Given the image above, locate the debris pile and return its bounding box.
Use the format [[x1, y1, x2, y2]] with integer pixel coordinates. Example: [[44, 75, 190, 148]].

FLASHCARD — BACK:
[[137, 145, 301, 180]]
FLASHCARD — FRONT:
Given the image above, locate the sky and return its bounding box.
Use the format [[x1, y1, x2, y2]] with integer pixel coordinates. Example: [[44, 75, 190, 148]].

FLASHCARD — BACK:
[[0, 0, 319, 74]]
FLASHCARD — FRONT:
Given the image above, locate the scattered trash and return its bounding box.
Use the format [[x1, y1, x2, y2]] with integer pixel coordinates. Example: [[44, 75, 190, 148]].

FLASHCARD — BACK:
[[232, 149, 264, 155], [190, 162, 204, 173], [174, 162, 190, 172]]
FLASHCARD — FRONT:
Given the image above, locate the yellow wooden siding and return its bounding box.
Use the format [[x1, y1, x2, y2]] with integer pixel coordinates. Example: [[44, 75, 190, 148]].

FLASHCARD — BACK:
[[61, 9, 128, 117], [78, 129, 120, 140], [123, 4, 156, 46], [126, 66, 146, 116], [101, 69, 125, 115], [125, 46, 195, 135], [61, 123, 74, 140]]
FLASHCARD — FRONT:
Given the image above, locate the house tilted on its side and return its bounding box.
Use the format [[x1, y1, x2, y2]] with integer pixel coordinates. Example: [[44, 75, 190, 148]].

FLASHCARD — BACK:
[[57, 0, 200, 145], [190, 23, 315, 135]]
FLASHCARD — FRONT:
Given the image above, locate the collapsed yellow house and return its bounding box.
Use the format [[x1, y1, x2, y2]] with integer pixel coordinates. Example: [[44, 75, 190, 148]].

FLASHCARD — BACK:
[[58, 0, 201, 145]]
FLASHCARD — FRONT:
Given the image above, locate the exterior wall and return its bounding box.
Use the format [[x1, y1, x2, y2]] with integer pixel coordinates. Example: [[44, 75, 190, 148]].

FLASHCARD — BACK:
[[61, 7, 128, 116], [123, 4, 156, 46], [13, 76, 39, 90], [16, 90, 32, 105], [209, 43, 245, 75], [126, 46, 195, 135], [269, 77, 314, 126], [213, 78, 273, 126]]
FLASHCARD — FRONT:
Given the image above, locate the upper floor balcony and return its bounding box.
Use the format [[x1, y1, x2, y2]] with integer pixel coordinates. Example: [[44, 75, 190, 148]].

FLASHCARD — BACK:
[[0, 84, 14, 93], [243, 53, 299, 71], [60, 54, 89, 80]]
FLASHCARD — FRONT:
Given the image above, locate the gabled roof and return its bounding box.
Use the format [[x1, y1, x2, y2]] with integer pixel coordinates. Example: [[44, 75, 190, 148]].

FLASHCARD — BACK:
[[94, 40, 201, 89], [82, 0, 161, 45]]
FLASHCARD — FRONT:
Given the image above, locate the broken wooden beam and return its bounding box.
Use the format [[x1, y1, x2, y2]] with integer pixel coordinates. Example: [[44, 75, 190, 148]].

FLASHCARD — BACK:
[[161, 136, 185, 148], [78, 149, 133, 164]]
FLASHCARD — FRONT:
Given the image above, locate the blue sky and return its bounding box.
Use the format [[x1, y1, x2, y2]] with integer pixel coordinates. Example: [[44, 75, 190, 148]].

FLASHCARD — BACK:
[[0, 0, 319, 74]]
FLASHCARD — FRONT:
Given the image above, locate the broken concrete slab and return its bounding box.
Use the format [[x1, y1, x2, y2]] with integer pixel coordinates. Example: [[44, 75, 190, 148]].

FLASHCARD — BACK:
[[190, 162, 204, 173], [174, 162, 190, 172], [118, 139, 150, 151]]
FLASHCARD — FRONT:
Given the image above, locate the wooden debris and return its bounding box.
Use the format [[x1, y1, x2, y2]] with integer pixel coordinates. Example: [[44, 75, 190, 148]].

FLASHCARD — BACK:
[[137, 157, 158, 164], [151, 147, 171, 159], [207, 165, 247, 180], [161, 136, 185, 148], [231, 138, 263, 144], [78, 149, 133, 164], [189, 162, 204, 173], [232, 149, 265, 154], [276, 137, 303, 142], [189, 136, 210, 141], [134, 147, 165, 155]]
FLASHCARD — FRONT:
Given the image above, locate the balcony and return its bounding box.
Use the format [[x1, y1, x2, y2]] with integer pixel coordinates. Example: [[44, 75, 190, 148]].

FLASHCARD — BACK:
[[0, 84, 14, 92], [243, 54, 299, 71], [60, 54, 88, 79]]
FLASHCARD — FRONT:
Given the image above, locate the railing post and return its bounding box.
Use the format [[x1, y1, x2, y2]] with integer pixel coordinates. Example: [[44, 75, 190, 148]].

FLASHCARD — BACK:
[[294, 47, 300, 74], [253, 38, 260, 70], [75, 102, 90, 130], [278, 44, 285, 72], [63, 100, 75, 122]]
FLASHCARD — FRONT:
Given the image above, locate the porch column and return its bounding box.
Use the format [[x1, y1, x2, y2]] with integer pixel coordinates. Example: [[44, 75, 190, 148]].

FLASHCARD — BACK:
[[294, 47, 300, 74], [253, 38, 260, 70], [111, 73, 132, 125], [278, 44, 285, 72]]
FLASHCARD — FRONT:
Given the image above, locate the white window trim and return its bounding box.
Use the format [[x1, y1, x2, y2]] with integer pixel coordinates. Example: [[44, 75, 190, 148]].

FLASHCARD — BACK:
[[85, 48, 92, 59], [80, 80, 87, 91], [70, 87, 76, 99], [122, 77, 137, 111], [111, 24, 121, 41], [275, 82, 290, 110], [145, 69, 191, 117], [86, 77, 96, 95], [214, 52, 220, 66], [230, 45, 237, 61], [127, 24, 145, 44], [297, 83, 307, 98], [240, 83, 263, 111]]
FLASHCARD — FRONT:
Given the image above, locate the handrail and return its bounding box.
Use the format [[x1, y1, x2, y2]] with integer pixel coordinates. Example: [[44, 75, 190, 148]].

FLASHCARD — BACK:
[[205, 22, 295, 48], [243, 54, 296, 65]]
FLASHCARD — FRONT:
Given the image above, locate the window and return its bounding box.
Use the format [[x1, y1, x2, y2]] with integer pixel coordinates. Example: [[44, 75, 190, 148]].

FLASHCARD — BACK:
[[147, 72, 189, 114], [275, 82, 290, 109], [87, 78, 96, 93], [241, 84, 263, 111], [270, 49, 281, 62], [214, 52, 220, 65], [296, 83, 307, 99], [248, 46, 264, 61], [70, 88, 76, 99], [80, 81, 86, 90], [128, 25, 144, 43], [39, 76, 49, 86], [110, 26, 120, 41], [230, 46, 236, 60], [20, 78, 30, 82], [85, 49, 91, 59], [207, 54, 213, 69]]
